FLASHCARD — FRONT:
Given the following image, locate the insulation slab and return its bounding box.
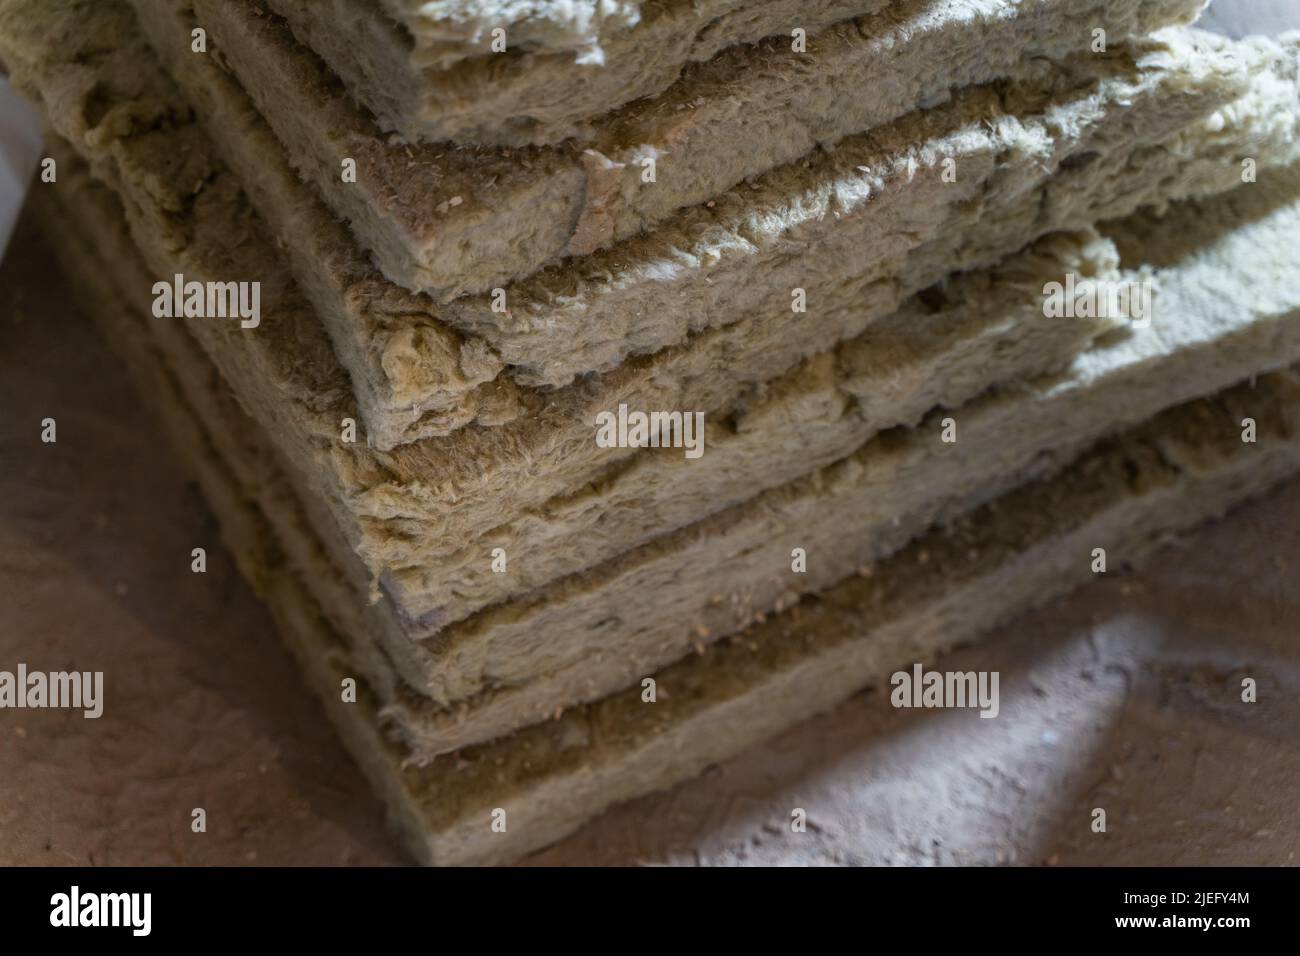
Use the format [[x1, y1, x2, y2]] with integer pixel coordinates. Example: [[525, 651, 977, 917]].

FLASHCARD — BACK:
[[265, 0, 899, 145]]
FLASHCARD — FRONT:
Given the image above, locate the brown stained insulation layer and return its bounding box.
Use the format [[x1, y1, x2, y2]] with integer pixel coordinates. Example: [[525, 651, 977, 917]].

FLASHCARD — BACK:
[[266, 0, 897, 145]]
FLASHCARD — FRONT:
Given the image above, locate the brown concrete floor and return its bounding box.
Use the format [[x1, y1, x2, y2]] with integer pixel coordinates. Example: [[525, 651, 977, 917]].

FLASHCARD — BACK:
[[2, 211, 1297, 866]]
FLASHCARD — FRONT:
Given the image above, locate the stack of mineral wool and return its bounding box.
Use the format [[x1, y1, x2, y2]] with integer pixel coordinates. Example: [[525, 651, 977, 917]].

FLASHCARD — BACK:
[[3, 0, 1300, 863]]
